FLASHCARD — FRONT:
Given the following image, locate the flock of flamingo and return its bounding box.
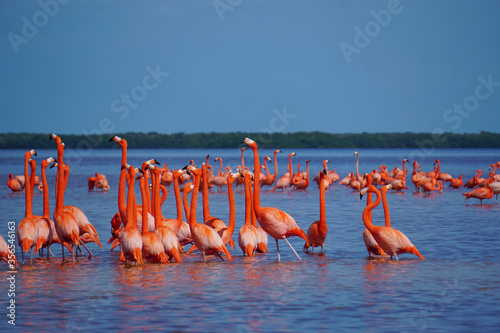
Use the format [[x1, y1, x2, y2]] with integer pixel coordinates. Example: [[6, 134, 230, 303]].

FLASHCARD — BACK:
[[2, 134, 500, 267]]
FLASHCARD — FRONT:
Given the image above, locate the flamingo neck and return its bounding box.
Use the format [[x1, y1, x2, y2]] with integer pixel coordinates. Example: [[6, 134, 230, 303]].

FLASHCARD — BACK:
[[173, 173, 183, 221], [24, 153, 33, 218], [125, 169, 136, 229], [319, 174, 326, 228], [273, 151, 279, 177], [189, 171, 201, 228], [249, 143, 262, 211], [118, 168, 127, 222], [140, 177, 149, 235], [362, 186, 381, 233], [201, 164, 211, 220], [41, 163, 50, 219], [183, 187, 191, 223], [244, 176, 252, 226], [381, 188, 391, 227], [227, 178, 236, 234]]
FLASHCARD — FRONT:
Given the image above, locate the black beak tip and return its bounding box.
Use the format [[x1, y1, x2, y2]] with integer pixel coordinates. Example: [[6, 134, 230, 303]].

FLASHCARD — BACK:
[[154, 159, 160, 165], [108, 136, 114, 142], [360, 193, 364, 200]]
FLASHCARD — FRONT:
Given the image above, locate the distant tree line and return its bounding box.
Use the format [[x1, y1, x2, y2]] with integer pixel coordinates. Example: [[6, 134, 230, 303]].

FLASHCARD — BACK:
[[0, 131, 499, 149]]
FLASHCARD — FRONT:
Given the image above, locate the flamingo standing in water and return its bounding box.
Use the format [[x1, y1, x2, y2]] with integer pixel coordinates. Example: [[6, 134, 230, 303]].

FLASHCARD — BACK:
[[184, 165, 232, 262], [260, 149, 281, 189], [160, 163, 173, 187], [463, 171, 478, 189], [238, 173, 258, 257], [243, 138, 309, 261], [314, 160, 332, 190], [463, 178, 494, 204], [360, 184, 425, 260], [212, 157, 228, 192], [138, 169, 168, 264], [88, 173, 99, 191], [17, 149, 39, 264], [163, 169, 192, 248], [50, 134, 80, 262], [117, 165, 144, 266], [201, 164, 230, 232], [362, 175, 386, 257], [148, 163, 183, 263], [303, 169, 327, 253], [448, 175, 463, 189], [294, 160, 310, 191], [7, 173, 24, 192], [271, 152, 296, 192], [95, 174, 110, 191], [35, 157, 59, 258]]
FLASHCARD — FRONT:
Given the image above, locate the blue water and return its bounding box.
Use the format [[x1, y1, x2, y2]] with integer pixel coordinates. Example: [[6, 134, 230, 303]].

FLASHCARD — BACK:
[[1, 147, 500, 332]]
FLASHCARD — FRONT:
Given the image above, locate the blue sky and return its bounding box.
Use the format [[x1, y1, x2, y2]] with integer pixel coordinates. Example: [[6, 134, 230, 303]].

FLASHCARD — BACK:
[[1, 0, 499, 135]]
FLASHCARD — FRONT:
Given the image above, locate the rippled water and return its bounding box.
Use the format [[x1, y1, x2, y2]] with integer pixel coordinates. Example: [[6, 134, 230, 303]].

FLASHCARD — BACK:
[[1, 148, 500, 332]]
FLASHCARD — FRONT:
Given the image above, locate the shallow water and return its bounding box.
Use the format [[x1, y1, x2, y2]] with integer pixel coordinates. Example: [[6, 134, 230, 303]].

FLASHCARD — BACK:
[[1, 148, 500, 332]]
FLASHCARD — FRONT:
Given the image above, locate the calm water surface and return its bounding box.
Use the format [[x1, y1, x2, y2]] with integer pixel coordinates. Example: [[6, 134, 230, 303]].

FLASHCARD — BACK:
[[1, 148, 500, 332]]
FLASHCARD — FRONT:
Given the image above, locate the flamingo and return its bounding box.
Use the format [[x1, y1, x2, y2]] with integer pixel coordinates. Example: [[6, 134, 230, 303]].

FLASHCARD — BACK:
[[260, 149, 281, 189], [349, 172, 361, 191], [463, 171, 478, 189], [271, 152, 296, 192], [34, 157, 59, 258], [293, 160, 310, 191], [148, 163, 182, 263], [489, 163, 500, 182], [360, 184, 425, 260], [160, 163, 173, 187], [184, 165, 232, 262], [17, 149, 39, 264], [463, 178, 494, 204], [163, 169, 192, 247], [212, 157, 227, 192], [95, 174, 110, 191], [138, 170, 168, 264], [243, 138, 309, 261], [448, 175, 463, 189], [238, 173, 258, 257], [117, 164, 144, 266], [412, 161, 426, 193], [328, 169, 340, 184], [50, 134, 80, 262], [88, 173, 98, 191], [201, 163, 229, 231], [182, 182, 193, 224], [354, 151, 364, 184], [235, 147, 247, 188], [303, 169, 327, 253], [361, 175, 386, 257], [0, 234, 18, 267], [7, 173, 24, 192], [314, 160, 332, 190], [489, 181, 500, 203], [476, 170, 488, 187]]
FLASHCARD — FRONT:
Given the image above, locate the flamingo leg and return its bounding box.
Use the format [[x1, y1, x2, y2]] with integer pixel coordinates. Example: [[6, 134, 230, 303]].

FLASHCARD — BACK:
[[81, 243, 93, 259], [216, 252, 224, 261], [275, 238, 281, 261], [202, 252, 206, 262], [320, 245, 324, 254], [49, 249, 54, 257], [30, 247, 34, 264], [284, 237, 302, 261], [61, 243, 65, 262]]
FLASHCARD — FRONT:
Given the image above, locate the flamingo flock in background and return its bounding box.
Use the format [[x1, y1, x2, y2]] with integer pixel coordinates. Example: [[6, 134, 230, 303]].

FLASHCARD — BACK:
[[5, 134, 499, 268]]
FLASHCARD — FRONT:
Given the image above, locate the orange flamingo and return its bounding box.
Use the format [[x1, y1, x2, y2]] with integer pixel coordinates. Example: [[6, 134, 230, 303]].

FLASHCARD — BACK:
[[243, 138, 309, 261], [117, 164, 144, 265], [489, 163, 500, 182], [7, 173, 24, 192], [303, 169, 327, 253], [293, 160, 310, 191], [201, 163, 229, 231], [17, 149, 38, 264], [314, 160, 332, 190], [238, 173, 258, 257], [212, 157, 228, 192], [160, 163, 173, 187], [463, 178, 494, 204], [138, 169, 168, 264], [95, 174, 110, 191], [328, 169, 340, 184], [247, 175, 269, 253], [361, 175, 386, 257], [271, 152, 296, 192], [360, 184, 425, 260], [88, 173, 98, 191], [182, 182, 194, 225], [448, 175, 463, 189], [164, 169, 192, 247], [260, 149, 281, 189], [184, 165, 232, 262], [34, 157, 59, 258], [148, 163, 183, 263], [50, 134, 80, 262]]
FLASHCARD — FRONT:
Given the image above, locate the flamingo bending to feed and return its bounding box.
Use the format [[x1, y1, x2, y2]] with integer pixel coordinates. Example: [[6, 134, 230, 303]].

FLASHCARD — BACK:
[[463, 179, 494, 204], [243, 138, 309, 261], [184, 165, 232, 262], [95, 174, 110, 191], [17, 149, 39, 264], [303, 169, 328, 253], [360, 184, 425, 260], [88, 173, 99, 191], [238, 173, 258, 257]]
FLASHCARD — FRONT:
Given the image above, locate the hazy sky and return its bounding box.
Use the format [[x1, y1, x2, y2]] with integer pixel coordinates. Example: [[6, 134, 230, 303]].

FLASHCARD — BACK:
[[1, 0, 499, 135]]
